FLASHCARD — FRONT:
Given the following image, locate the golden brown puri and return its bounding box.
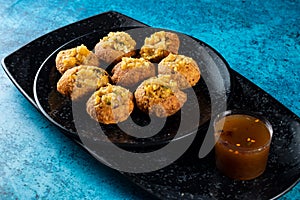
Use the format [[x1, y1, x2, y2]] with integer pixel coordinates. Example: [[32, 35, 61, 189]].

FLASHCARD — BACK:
[[55, 44, 99, 74], [140, 31, 180, 62], [57, 65, 110, 100], [111, 57, 156, 87], [158, 53, 200, 89], [94, 31, 136, 64], [86, 84, 134, 124], [134, 75, 187, 118]]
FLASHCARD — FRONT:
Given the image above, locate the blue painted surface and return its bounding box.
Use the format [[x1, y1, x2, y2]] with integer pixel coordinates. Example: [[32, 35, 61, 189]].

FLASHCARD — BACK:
[[0, 0, 299, 199]]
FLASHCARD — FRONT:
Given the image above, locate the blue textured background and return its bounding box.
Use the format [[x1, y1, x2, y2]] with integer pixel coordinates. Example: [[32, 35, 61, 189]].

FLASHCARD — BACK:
[[0, 0, 299, 199]]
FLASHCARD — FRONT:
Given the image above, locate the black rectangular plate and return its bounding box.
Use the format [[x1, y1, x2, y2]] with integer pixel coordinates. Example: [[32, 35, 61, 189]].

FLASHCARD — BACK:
[[2, 11, 299, 200]]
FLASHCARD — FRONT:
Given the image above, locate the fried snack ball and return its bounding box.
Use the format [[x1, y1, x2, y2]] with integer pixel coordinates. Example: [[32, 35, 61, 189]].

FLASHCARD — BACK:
[[94, 31, 136, 64], [55, 44, 99, 74], [86, 84, 134, 124], [140, 31, 180, 62], [134, 75, 187, 118], [158, 53, 200, 89], [111, 57, 156, 87], [57, 65, 110, 100]]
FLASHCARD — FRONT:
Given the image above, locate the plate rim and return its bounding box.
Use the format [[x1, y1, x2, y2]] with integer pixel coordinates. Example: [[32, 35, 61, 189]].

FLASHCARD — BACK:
[[33, 26, 233, 147]]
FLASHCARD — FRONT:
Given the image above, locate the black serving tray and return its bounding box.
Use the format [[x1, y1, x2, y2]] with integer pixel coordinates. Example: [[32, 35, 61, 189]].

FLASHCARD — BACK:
[[2, 11, 299, 200]]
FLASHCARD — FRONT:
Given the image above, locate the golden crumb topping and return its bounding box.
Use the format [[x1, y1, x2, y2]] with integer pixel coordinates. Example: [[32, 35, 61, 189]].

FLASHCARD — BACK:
[[142, 75, 178, 99], [140, 47, 166, 60], [68, 65, 109, 89], [78, 66, 108, 87], [60, 44, 90, 67], [144, 31, 172, 49], [160, 54, 195, 71], [120, 57, 151, 70], [100, 32, 136, 53], [94, 84, 131, 108], [140, 31, 179, 61]]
